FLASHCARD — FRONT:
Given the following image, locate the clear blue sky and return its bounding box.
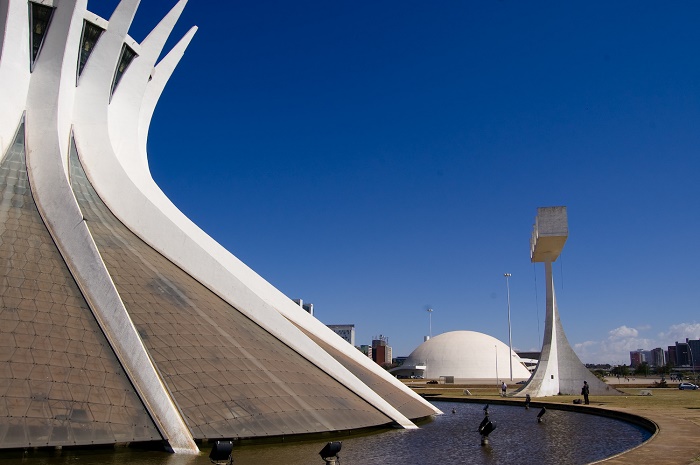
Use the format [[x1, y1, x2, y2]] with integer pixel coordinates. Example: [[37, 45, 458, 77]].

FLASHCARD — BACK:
[[92, 1, 700, 364]]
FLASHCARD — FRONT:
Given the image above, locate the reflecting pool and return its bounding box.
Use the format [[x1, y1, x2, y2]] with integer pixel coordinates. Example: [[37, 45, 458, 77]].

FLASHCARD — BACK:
[[0, 402, 652, 465]]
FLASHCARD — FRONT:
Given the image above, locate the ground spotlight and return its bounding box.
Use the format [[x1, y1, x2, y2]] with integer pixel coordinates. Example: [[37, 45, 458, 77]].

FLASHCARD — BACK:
[[478, 416, 496, 446], [537, 407, 547, 423], [319, 441, 342, 464], [479, 417, 496, 436], [209, 440, 233, 465]]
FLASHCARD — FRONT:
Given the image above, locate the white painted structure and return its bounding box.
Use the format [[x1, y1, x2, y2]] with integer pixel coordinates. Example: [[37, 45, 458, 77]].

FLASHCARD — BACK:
[[328, 324, 356, 346], [515, 207, 619, 397], [391, 331, 531, 380], [0, 0, 440, 453]]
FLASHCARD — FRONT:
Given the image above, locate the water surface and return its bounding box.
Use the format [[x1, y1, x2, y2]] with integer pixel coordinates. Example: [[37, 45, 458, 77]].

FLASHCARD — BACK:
[[0, 402, 651, 465]]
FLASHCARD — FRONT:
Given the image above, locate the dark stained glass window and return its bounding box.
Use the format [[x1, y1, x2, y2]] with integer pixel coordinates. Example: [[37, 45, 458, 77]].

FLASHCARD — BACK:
[[110, 43, 137, 99], [28, 2, 55, 71], [77, 20, 104, 80]]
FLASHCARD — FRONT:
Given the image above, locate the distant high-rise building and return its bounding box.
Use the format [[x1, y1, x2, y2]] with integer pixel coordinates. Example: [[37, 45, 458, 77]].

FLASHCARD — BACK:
[[328, 324, 355, 346], [687, 338, 700, 369], [630, 350, 644, 367], [650, 348, 665, 367], [676, 341, 691, 366], [292, 299, 314, 316], [372, 335, 392, 366], [358, 345, 372, 358], [631, 348, 666, 367], [668, 346, 678, 366]]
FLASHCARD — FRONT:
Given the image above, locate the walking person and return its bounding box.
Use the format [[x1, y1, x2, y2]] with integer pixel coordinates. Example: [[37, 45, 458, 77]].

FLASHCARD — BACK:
[[581, 380, 590, 405], [501, 381, 507, 397]]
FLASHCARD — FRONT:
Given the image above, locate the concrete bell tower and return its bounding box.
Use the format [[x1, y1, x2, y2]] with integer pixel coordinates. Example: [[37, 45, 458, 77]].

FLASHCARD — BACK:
[[515, 207, 619, 397]]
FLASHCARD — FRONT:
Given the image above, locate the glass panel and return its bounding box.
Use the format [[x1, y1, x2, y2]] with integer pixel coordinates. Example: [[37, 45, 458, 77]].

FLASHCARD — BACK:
[[0, 119, 161, 448], [77, 20, 104, 79], [110, 44, 137, 98], [28, 2, 55, 71], [69, 139, 395, 440]]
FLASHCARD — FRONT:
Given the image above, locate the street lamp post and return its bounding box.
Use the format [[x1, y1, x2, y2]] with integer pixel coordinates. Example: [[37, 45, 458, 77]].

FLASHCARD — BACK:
[[495, 344, 499, 392], [504, 273, 513, 381], [427, 308, 433, 338], [688, 343, 696, 383]]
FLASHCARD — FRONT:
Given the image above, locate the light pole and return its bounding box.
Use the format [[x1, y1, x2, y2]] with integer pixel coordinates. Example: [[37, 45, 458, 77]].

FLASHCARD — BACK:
[[504, 273, 513, 381], [688, 343, 696, 383], [495, 344, 499, 391], [427, 308, 433, 338]]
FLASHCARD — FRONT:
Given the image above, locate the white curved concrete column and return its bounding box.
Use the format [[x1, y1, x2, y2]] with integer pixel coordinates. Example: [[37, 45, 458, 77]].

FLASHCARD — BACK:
[[74, 2, 435, 427], [131, 15, 439, 420], [23, 0, 198, 453], [137, 24, 195, 171], [516, 207, 619, 398], [0, 0, 8, 50], [517, 260, 561, 397], [0, 0, 31, 158], [109, 0, 194, 177]]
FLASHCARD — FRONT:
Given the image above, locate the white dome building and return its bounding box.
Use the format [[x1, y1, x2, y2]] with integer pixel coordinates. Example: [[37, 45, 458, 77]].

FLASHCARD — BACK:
[[393, 331, 531, 381]]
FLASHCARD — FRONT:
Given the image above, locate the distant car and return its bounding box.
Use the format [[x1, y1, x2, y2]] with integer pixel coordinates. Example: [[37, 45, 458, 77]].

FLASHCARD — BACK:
[[678, 382, 698, 390]]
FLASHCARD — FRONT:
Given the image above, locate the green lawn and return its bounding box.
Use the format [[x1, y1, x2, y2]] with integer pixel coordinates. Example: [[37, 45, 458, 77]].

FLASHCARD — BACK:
[[406, 382, 700, 413]]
